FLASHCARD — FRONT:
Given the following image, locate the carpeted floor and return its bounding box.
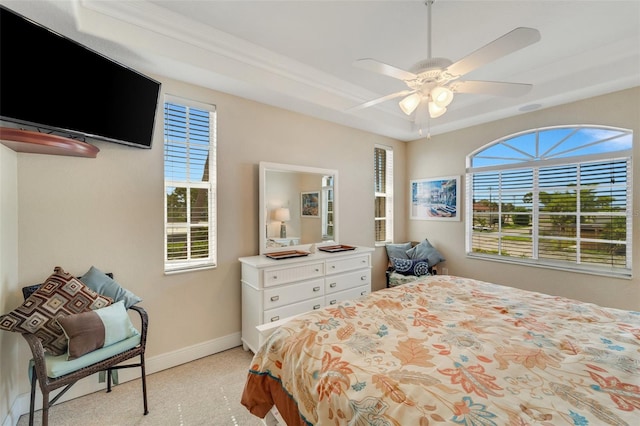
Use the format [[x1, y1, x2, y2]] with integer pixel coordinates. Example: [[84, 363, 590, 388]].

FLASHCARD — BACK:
[[17, 346, 264, 425]]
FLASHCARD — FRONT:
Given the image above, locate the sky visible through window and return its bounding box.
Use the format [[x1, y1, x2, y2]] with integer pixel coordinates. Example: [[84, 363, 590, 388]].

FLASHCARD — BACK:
[[471, 126, 632, 168]]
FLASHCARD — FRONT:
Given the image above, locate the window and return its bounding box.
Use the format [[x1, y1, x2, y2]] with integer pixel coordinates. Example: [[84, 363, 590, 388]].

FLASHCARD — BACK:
[[164, 96, 217, 273], [375, 145, 394, 244], [466, 125, 632, 277]]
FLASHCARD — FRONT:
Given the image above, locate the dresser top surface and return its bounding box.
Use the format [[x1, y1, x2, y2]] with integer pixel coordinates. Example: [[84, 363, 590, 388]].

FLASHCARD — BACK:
[[239, 245, 374, 268]]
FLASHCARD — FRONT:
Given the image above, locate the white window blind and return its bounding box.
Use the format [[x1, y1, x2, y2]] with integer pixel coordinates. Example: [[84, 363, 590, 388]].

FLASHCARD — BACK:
[[466, 125, 632, 277], [375, 146, 394, 244], [164, 97, 217, 273]]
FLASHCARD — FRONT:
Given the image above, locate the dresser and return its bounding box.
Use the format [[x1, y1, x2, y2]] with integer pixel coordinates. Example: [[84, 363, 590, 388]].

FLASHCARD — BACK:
[[239, 246, 374, 353]]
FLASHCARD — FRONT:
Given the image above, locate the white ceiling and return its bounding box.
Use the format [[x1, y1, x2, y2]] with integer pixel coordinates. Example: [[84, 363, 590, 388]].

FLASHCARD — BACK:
[[3, 0, 640, 141]]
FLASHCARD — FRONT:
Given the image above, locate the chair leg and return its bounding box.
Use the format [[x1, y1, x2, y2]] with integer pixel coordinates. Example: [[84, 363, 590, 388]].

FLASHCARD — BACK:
[[140, 355, 149, 415], [29, 366, 36, 426], [107, 368, 112, 393], [41, 390, 49, 426]]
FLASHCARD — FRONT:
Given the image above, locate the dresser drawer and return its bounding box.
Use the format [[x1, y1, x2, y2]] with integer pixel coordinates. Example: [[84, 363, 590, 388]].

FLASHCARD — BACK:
[[325, 269, 371, 294], [264, 262, 324, 287], [325, 254, 370, 275], [263, 279, 324, 309], [263, 296, 324, 323], [326, 285, 370, 306]]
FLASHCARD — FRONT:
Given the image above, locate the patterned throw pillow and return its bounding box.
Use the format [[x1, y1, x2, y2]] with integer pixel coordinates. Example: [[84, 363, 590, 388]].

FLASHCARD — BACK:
[[0, 266, 113, 355], [391, 257, 431, 276]]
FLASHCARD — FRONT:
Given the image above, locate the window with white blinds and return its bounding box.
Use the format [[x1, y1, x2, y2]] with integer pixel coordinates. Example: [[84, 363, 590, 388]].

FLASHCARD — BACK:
[[375, 145, 394, 244], [164, 96, 217, 273], [466, 125, 632, 277]]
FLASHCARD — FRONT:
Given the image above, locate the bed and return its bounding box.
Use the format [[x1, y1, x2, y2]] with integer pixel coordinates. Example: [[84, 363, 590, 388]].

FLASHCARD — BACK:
[[241, 275, 640, 425]]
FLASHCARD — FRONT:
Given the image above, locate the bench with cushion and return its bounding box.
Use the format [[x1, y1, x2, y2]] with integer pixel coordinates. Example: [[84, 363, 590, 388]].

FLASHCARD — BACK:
[[385, 239, 446, 287]]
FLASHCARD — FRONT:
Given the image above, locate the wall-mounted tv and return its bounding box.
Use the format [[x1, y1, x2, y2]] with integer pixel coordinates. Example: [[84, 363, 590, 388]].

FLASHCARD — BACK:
[[0, 5, 161, 149]]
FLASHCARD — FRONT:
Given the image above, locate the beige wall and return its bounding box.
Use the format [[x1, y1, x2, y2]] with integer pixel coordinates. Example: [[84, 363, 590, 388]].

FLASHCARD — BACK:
[[406, 87, 640, 311], [0, 75, 405, 414], [1, 74, 637, 424]]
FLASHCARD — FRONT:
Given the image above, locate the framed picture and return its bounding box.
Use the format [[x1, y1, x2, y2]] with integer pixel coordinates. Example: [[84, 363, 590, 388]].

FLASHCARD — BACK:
[[301, 191, 320, 217], [410, 176, 460, 221]]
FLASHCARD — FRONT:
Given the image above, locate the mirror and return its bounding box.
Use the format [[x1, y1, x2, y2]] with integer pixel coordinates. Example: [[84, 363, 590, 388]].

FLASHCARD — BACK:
[[259, 162, 338, 254]]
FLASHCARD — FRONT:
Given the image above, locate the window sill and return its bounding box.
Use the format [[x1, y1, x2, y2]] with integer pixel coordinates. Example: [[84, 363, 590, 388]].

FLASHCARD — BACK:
[[466, 253, 632, 280], [164, 261, 216, 275]]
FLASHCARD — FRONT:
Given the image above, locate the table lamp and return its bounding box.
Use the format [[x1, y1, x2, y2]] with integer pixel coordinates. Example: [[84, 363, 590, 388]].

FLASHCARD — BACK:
[[274, 208, 290, 238]]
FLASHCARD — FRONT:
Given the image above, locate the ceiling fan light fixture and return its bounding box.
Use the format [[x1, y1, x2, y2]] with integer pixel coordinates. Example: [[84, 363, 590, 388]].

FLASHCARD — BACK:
[[431, 86, 454, 107], [399, 93, 421, 115], [428, 101, 447, 118]]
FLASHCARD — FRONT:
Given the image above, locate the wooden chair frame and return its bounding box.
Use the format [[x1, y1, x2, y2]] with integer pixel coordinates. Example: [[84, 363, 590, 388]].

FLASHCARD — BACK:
[[20, 282, 149, 426]]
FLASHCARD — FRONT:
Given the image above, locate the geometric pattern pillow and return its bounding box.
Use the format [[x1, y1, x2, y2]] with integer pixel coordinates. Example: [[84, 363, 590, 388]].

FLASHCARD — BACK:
[[0, 266, 112, 356]]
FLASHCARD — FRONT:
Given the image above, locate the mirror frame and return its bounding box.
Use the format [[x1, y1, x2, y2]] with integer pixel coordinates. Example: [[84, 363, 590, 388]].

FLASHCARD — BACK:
[[259, 161, 339, 254]]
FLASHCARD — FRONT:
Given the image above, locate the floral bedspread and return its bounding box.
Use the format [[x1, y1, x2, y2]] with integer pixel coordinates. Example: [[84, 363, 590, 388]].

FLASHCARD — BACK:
[[241, 275, 640, 426]]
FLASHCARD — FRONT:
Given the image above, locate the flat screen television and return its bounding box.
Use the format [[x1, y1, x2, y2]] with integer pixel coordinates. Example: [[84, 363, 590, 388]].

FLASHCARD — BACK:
[[0, 5, 161, 149]]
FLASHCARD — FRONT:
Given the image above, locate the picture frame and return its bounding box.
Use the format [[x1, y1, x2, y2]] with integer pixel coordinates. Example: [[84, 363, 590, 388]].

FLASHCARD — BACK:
[[301, 191, 320, 217], [410, 175, 460, 221]]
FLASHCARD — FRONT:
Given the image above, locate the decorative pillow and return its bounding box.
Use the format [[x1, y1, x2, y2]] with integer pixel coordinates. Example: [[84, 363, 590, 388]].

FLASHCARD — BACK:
[[406, 238, 446, 267], [80, 266, 142, 308], [385, 242, 412, 260], [0, 267, 112, 356], [390, 257, 431, 276], [57, 301, 138, 360]]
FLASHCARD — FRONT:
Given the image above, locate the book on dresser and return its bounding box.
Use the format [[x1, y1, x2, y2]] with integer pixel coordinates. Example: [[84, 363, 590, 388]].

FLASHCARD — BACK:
[[239, 245, 374, 353]]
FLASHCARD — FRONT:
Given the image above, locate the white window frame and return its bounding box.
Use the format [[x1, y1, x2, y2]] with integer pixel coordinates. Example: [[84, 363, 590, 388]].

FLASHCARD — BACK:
[[375, 145, 394, 245], [164, 95, 217, 273], [466, 125, 632, 278]]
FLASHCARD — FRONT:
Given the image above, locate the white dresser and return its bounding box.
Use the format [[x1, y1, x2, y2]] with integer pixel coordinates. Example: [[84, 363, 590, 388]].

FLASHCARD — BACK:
[[239, 246, 374, 353]]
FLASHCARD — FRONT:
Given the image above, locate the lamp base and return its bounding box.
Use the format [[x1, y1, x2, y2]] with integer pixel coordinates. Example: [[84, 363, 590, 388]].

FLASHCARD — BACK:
[[280, 222, 286, 238]]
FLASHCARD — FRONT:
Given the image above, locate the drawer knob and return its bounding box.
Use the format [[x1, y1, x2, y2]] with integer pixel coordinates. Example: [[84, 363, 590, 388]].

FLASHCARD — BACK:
[[270, 295, 279, 302], [272, 275, 278, 280], [331, 265, 336, 269], [361, 259, 366, 263], [270, 316, 280, 322], [330, 300, 337, 305], [361, 276, 367, 281], [313, 304, 321, 310], [361, 291, 367, 295], [315, 268, 320, 272], [329, 282, 337, 288], [313, 286, 320, 292]]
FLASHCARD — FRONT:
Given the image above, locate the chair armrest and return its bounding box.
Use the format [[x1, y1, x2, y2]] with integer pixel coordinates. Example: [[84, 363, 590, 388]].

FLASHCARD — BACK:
[[128, 306, 148, 350]]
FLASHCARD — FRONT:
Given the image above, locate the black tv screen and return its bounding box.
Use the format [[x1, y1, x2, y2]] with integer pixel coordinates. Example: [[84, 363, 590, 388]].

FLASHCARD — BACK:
[[0, 5, 161, 149]]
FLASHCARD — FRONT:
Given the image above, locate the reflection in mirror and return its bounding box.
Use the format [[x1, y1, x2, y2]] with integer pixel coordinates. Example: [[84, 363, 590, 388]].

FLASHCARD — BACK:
[[259, 162, 338, 254]]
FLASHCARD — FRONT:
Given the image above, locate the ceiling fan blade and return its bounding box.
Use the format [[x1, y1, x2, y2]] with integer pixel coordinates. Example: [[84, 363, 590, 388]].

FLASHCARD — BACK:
[[445, 27, 541, 78], [347, 90, 415, 112], [451, 80, 533, 97], [353, 58, 417, 81]]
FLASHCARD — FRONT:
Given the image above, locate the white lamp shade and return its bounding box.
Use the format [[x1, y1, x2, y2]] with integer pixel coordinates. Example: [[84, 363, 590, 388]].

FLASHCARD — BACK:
[[430, 86, 454, 108], [274, 207, 290, 222], [428, 101, 447, 118], [398, 93, 421, 115]]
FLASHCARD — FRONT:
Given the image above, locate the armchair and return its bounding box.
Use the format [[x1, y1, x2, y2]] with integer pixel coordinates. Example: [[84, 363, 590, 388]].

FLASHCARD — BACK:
[[19, 272, 149, 426]]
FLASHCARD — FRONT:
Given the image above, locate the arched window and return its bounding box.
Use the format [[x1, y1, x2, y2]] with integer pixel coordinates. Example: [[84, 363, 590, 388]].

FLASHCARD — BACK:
[[466, 125, 632, 277]]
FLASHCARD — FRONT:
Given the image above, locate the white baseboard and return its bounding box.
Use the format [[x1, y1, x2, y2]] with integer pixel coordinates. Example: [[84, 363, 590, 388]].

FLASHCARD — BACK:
[[3, 332, 241, 426]]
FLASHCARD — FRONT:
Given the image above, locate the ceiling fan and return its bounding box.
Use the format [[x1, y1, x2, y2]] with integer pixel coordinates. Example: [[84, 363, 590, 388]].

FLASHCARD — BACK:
[[349, 0, 541, 121]]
